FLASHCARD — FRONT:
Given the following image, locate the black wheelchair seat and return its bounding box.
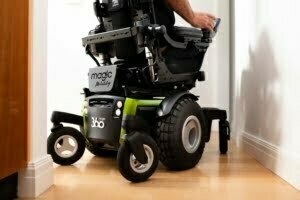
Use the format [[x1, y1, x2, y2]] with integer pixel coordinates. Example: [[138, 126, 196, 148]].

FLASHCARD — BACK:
[[82, 0, 220, 91], [160, 26, 210, 74], [162, 43, 205, 74]]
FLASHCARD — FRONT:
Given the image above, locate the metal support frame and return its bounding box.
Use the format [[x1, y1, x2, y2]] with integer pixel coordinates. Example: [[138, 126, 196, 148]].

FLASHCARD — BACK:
[[82, 27, 138, 46], [202, 108, 230, 142]]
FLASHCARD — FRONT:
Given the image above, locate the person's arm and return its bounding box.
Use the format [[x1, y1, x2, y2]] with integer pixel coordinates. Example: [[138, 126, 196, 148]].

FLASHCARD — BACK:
[[165, 0, 216, 31]]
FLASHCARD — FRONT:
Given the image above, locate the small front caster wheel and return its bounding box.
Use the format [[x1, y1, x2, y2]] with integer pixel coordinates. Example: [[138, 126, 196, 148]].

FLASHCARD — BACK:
[[219, 121, 230, 155], [117, 134, 159, 183], [48, 127, 86, 165]]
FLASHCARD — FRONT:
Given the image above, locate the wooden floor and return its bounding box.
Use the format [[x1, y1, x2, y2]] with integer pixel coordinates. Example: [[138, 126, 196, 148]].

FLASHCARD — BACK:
[[32, 134, 300, 200]]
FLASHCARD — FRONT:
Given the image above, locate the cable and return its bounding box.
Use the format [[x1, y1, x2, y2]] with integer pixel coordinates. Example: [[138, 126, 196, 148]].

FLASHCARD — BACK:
[[85, 45, 100, 66]]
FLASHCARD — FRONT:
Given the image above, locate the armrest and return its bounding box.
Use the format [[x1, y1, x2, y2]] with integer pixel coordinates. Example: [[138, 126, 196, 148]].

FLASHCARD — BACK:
[[173, 18, 221, 41], [172, 26, 203, 39], [147, 25, 187, 49], [147, 25, 209, 49]]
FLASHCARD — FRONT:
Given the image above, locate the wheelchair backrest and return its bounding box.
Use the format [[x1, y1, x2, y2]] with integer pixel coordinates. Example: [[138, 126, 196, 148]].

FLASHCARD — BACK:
[[93, 0, 151, 58]]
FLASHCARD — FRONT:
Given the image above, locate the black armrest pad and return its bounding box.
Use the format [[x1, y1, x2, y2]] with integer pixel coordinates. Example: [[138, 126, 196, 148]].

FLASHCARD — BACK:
[[173, 26, 203, 39]]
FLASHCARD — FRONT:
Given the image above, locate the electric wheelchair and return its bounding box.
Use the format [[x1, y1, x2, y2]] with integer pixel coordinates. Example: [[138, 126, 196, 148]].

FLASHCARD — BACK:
[[47, 0, 230, 182]]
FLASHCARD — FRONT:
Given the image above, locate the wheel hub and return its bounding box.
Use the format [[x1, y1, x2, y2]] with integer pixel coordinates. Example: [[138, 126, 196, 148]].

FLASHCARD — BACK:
[[182, 116, 202, 154], [54, 135, 78, 158], [129, 145, 154, 174]]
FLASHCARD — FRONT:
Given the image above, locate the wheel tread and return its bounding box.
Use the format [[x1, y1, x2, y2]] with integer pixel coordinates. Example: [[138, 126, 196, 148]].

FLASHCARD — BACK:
[[156, 97, 206, 170]]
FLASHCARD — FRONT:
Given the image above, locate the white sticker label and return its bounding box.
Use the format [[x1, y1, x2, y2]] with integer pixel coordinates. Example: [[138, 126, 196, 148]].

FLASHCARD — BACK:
[[91, 117, 106, 129]]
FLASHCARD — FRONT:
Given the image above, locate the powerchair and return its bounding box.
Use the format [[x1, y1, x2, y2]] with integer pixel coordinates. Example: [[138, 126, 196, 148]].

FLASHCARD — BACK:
[[47, 0, 230, 183]]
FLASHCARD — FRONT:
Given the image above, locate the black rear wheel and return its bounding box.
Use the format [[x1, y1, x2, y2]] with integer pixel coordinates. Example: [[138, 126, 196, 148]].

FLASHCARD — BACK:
[[156, 97, 206, 170]]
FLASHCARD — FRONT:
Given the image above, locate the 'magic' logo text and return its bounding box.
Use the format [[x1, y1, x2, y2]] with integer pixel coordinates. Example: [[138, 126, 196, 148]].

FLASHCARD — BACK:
[[91, 70, 112, 81]]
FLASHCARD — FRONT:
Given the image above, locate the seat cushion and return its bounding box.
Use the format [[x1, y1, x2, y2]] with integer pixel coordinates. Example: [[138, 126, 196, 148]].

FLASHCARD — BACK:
[[162, 43, 205, 74]]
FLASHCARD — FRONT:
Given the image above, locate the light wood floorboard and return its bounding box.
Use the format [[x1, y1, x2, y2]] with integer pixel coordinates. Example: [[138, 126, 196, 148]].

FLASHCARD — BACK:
[[25, 134, 300, 200]]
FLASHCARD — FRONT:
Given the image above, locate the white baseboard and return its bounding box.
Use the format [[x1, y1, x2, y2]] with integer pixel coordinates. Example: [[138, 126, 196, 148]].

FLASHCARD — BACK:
[[240, 131, 300, 190], [18, 155, 54, 198]]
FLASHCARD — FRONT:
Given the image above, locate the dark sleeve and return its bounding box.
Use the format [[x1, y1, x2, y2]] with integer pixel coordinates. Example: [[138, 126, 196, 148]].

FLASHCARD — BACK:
[[154, 0, 175, 30]]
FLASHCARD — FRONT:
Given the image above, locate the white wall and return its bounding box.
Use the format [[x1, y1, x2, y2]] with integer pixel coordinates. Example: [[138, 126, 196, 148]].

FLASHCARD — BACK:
[[47, 0, 230, 131], [232, 0, 300, 190], [18, 0, 54, 197], [47, 0, 98, 131]]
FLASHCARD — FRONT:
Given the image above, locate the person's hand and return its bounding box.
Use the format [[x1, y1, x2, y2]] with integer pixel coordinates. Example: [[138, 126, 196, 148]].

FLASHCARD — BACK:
[[190, 12, 216, 31]]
